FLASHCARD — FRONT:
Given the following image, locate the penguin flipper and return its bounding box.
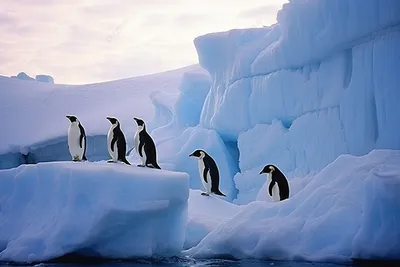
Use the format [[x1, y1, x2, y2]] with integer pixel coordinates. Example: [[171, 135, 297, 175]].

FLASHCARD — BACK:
[[203, 167, 209, 183], [111, 136, 117, 152], [268, 180, 275, 197], [138, 141, 144, 157], [203, 156, 224, 196], [78, 124, 86, 148]]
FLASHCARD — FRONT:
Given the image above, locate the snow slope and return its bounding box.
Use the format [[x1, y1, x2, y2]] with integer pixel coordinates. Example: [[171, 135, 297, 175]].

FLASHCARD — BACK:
[[185, 190, 242, 249], [186, 150, 400, 263], [0, 65, 200, 167], [0, 162, 189, 263]]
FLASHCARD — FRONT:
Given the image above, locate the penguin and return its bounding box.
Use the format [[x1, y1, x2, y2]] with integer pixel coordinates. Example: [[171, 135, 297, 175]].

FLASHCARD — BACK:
[[189, 149, 225, 197], [66, 115, 87, 162], [106, 117, 130, 165], [133, 117, 161, 169], [259, 164, 289, 202]]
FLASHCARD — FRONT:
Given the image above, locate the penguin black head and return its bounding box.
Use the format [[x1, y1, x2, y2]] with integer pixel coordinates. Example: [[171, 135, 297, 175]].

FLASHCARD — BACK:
[[66, 115, 78, 123], [189, 149, 206, 158], [259, 164, 277, 174], [106, 117, 119, 125], [133, 117, 145, 126]]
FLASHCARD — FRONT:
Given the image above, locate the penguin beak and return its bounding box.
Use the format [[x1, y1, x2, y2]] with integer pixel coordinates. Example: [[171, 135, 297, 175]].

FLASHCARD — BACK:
[[66, 115, 71, 121], [189, 153, 194, 157], [259, 170, 264, 175], [106, 117, 114, 124]]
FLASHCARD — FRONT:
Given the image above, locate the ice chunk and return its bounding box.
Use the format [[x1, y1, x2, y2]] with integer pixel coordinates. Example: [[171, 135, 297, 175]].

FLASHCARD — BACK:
[[154, 126, 238, 201], [185, 189, 241, 249], [0, 162, 189, 263], [251, 0, 400, 75], [35, 75, 54, 84], [175, 71, 211, 127], [13, 72, 35, 81], [372, 31, 400, 149], [186, 150, 400, 262]]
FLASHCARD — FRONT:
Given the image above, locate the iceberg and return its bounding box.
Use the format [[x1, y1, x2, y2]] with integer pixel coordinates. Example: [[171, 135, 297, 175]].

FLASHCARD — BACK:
[[0, 162, 189, 263], [190, 0, 400, 203], [0, 65, 200, 169]]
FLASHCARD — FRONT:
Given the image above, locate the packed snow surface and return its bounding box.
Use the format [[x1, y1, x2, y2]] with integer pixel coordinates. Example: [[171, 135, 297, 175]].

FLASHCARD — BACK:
[[186, 150, 400, 262], [185, 189, 242, 249], [0, 162, 189, 263]]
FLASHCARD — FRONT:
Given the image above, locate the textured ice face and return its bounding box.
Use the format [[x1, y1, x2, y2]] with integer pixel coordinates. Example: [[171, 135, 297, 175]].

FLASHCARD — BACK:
[[0, 161, 189, 263]]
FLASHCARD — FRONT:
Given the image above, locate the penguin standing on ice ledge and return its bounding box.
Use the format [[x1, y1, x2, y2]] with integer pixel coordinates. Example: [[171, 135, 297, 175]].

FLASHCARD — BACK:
[[133, 117, 161, 169], [189, 149, 225, 197], [259, 164, 289, 202], [106, 117, 130, 165], [66, 115, 87, 162]]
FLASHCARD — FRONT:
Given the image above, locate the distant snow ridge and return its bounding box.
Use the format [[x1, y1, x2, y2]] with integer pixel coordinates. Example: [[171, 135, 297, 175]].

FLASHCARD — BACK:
[[0, 65, 199, 169], [11, 72, 35, 81]]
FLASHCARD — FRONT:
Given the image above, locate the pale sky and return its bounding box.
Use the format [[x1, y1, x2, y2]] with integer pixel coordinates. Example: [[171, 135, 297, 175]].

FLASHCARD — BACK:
[[0, 0, 287, 84]]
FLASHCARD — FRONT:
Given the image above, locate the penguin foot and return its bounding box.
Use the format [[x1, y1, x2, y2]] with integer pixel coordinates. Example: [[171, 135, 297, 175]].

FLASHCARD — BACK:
[[201, 192, 210, 196], [107, 159, 116, 163], [137, 164, 145, 167], [72, 156, 80, 161]]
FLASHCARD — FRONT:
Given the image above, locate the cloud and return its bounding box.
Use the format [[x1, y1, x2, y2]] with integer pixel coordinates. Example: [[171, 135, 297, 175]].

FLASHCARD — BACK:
[[0, 0, 286, 84], [174, 13, 214, 27], [239, 4, 282, 20], [0, 12, 18, 25]]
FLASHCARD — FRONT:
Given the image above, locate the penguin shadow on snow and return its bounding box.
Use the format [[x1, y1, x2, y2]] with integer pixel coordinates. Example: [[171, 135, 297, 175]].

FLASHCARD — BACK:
[[189, 149, 226, 197], [259, 164, 290, 202]]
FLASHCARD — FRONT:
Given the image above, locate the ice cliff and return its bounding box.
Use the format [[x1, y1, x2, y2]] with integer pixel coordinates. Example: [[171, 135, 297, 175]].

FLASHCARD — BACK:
[[190, 0, 400, 203]]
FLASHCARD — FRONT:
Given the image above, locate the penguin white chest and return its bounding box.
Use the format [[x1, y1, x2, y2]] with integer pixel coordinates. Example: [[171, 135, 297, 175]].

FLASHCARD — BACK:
[[68, 123, 83, 158], [107, 127, 118, 161], [268, 172, 281, 202], [198, 159, 211, 193]]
